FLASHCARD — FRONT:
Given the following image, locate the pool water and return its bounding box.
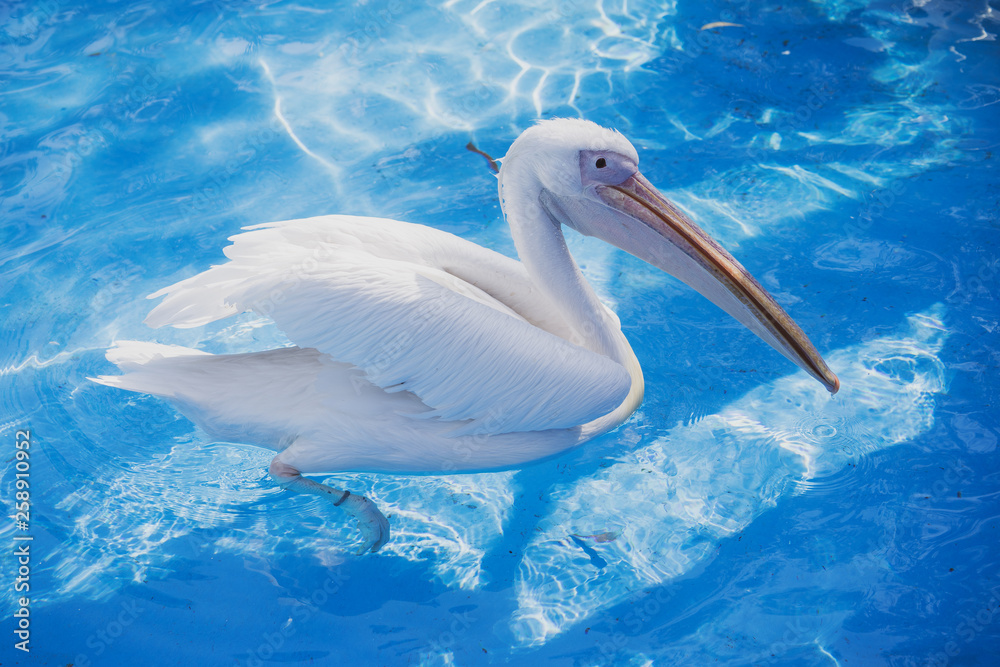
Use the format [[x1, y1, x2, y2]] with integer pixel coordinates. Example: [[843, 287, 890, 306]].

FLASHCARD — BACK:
[[2, 0, 999, 665]]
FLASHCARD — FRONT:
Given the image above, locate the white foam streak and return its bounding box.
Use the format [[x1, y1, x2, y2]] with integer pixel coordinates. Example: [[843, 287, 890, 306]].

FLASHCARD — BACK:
[[259, 59, 342, 184], [760, 164, 857, 199], [373, 471, 516, 589], [230, 2, 676, 170]]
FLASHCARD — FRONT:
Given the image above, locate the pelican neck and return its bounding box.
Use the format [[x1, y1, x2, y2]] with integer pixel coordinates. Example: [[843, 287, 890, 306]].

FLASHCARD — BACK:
[[498, 162, 645, 435]]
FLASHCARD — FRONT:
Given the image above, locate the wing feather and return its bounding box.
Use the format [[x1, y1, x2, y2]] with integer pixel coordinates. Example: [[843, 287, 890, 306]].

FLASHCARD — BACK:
[[145, 216, 631, 434]]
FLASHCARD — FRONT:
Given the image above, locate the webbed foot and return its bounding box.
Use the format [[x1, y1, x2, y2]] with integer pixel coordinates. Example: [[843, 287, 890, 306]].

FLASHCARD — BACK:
[[269, 458, 390, 553], [334, 490, 390, 553]]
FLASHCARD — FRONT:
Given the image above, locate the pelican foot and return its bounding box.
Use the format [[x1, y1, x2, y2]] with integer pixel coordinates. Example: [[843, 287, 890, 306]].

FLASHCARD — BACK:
[[335, 491, 390, 554], [269, 458, 390, 553]]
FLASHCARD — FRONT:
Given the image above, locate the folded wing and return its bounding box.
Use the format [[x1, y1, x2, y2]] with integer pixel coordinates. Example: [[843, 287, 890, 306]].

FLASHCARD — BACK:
[[144, 216, 631, 435]]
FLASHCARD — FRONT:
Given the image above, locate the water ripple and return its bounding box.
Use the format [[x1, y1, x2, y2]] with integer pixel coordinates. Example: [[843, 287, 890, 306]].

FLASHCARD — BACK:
[[511, 305, 949, 645]]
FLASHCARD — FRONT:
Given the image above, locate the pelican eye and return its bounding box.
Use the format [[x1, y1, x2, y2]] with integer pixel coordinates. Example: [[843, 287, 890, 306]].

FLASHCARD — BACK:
[[580, 149, 634, 187]]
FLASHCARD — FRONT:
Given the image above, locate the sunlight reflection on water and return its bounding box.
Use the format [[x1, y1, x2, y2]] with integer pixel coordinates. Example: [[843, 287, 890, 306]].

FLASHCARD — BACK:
[[511, 305, 948, 645]]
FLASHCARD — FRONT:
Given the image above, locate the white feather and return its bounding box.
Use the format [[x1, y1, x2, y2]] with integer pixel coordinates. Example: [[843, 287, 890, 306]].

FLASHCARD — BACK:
[[142, 215, 632, 436], [92, 341, 590, 473]]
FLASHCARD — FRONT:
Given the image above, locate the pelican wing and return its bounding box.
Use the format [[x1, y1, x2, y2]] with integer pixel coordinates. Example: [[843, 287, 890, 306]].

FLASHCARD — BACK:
[[145, 216, 631, 435]]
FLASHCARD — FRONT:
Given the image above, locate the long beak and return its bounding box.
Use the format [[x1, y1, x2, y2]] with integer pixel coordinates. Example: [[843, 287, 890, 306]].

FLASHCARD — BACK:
[[596, 172, 839, 394]]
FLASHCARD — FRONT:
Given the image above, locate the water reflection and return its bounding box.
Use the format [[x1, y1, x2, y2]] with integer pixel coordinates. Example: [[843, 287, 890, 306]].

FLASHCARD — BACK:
[[511, 305, 948, 645]]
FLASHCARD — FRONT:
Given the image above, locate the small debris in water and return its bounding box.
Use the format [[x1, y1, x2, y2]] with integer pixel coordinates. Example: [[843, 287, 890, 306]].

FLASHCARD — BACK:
[[572, 530, 620, 543], [466, 142, 499, 174]]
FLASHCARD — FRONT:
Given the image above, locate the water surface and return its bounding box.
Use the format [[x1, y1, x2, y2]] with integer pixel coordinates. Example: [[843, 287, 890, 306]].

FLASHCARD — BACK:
[[2, 0, 999, 665]]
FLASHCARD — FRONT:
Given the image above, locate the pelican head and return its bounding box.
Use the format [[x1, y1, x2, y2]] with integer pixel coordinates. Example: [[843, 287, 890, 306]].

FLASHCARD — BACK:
[[500, 118, 839, 393]]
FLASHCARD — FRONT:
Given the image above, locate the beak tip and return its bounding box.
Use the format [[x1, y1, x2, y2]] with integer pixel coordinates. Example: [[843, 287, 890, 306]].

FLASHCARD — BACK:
[[827, 373, 840, 395]]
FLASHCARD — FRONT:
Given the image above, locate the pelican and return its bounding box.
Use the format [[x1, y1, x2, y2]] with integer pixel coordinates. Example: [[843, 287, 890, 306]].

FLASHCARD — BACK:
[[93, 119, 838, 553]]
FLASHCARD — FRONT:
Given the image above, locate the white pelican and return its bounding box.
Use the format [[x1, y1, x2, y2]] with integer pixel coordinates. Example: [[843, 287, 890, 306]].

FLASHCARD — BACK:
[[93, 119, 838, 553]]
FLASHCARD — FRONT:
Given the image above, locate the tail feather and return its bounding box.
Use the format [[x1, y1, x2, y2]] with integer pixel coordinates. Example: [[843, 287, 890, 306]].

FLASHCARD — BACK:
[[89, 341, 211, 397], [90, 341, 327, 447]]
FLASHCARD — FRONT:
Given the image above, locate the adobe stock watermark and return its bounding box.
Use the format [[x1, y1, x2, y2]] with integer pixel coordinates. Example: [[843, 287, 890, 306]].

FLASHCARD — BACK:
[[91, 263, 142, 312], [927, 458, 974, 500], [48, 63, 166, 182], [430, 81, 498, 131], [419, 606, 477, 662], [177, 114, 289, 223], [438, 406, 506, 473], [12, 430, 32, 654], [733, 74, 839, 165], [241, 568, 349, 666], [661, 9, 752, 77], [916, 582, 1000, 667], [73, 600, 145, 666], [597, 587, 673, 660], [844, 175, 907, 238], [339, 0, 406, 64], [1, 0, 60, 48], [851, 457, 973, 579], [766, 614, 834, 661], [945, 254, 1000, 306]]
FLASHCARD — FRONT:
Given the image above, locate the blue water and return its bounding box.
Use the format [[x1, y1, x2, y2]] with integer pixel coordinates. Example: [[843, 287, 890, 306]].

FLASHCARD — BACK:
[[2, 0, 999, 664]]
